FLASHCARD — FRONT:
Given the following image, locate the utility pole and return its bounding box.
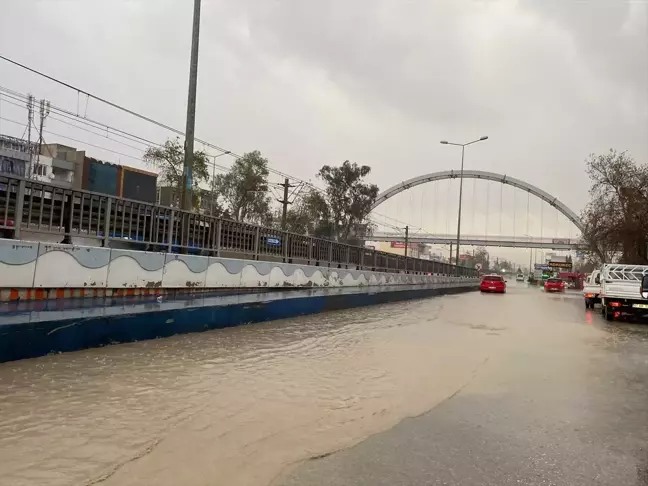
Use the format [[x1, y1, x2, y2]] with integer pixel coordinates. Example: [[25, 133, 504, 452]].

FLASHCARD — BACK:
[[449, 242, 453, 264], [37, 99, 50, 167], [404, 225, 409, 258], [277, 178, 295, 230], [26, 94, 34, 178], [180, 0, 202, 211]]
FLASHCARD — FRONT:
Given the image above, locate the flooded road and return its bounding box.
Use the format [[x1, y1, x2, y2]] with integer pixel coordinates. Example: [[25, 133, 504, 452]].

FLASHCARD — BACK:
[[1, 283, 647, 486]]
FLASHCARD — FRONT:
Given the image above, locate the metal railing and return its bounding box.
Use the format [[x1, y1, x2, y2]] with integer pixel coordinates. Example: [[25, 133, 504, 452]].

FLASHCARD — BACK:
[[0, 174, 477, 277]]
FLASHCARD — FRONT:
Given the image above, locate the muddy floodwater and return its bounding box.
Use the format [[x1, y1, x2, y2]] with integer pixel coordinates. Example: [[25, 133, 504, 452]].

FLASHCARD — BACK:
[[1, 283, 647, 486]]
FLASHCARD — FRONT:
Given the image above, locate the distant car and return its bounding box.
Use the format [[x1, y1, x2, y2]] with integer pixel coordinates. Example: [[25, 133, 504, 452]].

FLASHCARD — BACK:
[[516, 273, 525, 282], [480, 275, 506, 293], [544, 278, 565, 292]]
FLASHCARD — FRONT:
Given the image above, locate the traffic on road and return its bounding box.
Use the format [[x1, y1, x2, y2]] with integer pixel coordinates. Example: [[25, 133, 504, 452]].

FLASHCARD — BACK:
[[1, 280, 646, 486]]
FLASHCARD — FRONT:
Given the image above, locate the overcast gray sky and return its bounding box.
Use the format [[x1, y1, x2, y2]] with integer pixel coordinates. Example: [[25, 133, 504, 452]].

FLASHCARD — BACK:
[[1, 0, 646, 264]]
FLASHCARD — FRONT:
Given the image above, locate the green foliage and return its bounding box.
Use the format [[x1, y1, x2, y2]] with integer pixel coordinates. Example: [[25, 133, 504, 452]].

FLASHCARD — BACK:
[[212, 151, 272, 225], [283, 189, 334, 237], [581, 149, 648, 264], [143, 137, 210, 210], [317, 161, 379, 241]]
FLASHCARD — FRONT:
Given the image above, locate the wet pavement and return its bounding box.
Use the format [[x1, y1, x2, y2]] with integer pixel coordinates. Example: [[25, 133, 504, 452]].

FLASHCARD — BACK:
[[1, 282, 647, 486], [278, 284, 648, 486]]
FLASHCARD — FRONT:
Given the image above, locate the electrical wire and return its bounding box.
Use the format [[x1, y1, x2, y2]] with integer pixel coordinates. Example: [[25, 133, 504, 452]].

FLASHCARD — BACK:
[[0, 89, 236, 176], [0, 62, 433, 235], [0, 59, 326, 190]]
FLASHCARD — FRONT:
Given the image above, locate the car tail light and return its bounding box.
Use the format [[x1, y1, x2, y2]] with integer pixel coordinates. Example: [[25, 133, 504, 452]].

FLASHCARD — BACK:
[[609, 301, 621, 308], [585, 293, 594, 298]]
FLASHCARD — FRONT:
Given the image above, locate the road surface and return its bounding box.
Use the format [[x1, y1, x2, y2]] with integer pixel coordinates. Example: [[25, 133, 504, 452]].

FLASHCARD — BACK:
[[1, 283, 647, 486]]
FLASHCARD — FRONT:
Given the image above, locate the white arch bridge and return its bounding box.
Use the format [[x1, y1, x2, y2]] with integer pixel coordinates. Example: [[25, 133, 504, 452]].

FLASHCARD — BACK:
[[370, 169, 584, 234]]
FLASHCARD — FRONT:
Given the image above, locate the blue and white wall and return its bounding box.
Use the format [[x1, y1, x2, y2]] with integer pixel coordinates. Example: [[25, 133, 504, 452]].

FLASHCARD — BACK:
[[0, 239, 477, 294]]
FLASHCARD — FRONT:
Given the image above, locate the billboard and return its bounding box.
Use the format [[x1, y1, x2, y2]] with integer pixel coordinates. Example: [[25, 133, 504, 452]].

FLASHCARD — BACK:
[[122, 168, 157, 203], [83, 158, 119, 196], [390, 241, 415, 249], [548, 261, 572, 269]]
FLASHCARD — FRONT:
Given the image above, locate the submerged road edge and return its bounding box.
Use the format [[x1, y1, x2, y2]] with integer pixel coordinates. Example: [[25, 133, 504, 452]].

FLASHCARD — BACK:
[[0, 283, 478, 363]]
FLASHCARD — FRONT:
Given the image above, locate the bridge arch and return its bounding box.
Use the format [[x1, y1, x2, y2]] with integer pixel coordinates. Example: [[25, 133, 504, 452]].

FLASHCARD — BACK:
[[371, 170, 584, 233]]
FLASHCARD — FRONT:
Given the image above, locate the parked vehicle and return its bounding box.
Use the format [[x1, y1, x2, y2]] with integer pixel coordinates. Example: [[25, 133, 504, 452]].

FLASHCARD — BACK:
[[583, 270, 601, 309], [480, 274, 506, 293], [544, 278, 565, 292], [600, 264, 648, 321]]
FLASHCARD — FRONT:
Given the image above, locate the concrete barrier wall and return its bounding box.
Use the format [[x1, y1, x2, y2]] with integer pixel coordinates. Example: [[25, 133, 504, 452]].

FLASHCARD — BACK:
[[0, 239, 477, 295]]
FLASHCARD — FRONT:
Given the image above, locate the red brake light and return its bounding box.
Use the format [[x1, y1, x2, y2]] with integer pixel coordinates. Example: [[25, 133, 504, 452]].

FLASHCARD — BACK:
[[609, 301, 621, 308]]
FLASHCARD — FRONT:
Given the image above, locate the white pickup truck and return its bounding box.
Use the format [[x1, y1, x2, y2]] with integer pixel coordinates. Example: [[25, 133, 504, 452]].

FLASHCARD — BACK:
[[583, 270, 601, 309], [599, 264, 648, 321]]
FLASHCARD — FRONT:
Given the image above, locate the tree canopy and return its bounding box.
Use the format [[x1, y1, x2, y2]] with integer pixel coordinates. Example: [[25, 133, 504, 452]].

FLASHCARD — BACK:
[[212, 151, 272, 225], [581, 149, 648, 264], [317, 161, 379, 242], [283, 189, 333, 237], [143, 137, 210, 209]]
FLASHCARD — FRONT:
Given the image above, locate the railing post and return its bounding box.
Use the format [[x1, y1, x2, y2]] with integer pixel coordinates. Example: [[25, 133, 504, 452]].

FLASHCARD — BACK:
[[215, 218, 222, 257], [102, 198, 112, 248], [308, 236, 313, 263], [373, 250, 377, 269], [167, 210, 175, 252], [13, 179, 26, 240], [283, 232, 289, 262], [328, 242, 333, 265], [345, 244, 350, 268], [254, 226, 260, 260]]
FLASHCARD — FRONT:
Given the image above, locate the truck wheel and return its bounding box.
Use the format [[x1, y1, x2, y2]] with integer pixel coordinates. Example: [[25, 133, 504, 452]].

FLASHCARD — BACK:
[[604, 305, 614, 321], [584, 299, 590, 309]]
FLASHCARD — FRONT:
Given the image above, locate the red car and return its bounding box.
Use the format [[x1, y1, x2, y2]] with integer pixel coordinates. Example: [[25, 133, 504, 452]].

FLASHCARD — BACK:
[[544, 278, 565, 292], [480, 275, 506, 293]]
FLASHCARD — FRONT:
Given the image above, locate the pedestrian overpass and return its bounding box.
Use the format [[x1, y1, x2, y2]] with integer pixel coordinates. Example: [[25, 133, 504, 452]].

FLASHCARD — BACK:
[[370, 232, 585, 250]]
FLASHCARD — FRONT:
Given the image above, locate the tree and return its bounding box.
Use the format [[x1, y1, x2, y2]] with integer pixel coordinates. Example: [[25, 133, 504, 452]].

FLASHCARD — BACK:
[[581, 150, 648, 264], [143, 138, 210, 209], [212, 151, 272, 225], [283, 189, 334, 237], [317, 161, 379, 242]]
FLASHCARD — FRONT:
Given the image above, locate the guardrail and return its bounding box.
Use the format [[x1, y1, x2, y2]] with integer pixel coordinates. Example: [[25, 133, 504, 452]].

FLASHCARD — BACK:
[[0, 174, 477, 277]]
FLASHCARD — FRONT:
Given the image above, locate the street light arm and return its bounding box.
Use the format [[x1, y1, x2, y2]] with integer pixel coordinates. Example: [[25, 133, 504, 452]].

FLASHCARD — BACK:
[[464, 137, 489, 146]]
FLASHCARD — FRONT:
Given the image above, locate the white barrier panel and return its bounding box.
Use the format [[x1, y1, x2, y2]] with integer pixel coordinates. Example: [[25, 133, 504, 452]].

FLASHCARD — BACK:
[[0, 239, 479, 291]]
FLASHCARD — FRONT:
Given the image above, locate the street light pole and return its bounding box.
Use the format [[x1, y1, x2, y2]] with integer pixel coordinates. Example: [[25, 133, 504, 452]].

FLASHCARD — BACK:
[[181, 0, 202, 211], [440, 136, 489, 273], [455, 145, 465, 269]]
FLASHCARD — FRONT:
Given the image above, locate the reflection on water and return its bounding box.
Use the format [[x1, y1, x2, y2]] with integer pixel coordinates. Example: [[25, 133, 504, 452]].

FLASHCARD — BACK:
[[0, 286, 646, 486]]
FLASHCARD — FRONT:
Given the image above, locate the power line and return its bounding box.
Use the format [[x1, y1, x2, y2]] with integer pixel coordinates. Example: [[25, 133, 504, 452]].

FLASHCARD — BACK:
[[2, 84, 324, 193], [0, 66, 414, 232], [0, 87, 161, 150], [0, 56, 326, 190], [0, 89, 236, 176]]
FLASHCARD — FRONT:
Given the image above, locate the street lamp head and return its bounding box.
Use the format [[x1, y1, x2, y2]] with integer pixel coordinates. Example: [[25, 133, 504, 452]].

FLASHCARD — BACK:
[[440, 141, 449, 144], [479, 136, 489, 141]]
